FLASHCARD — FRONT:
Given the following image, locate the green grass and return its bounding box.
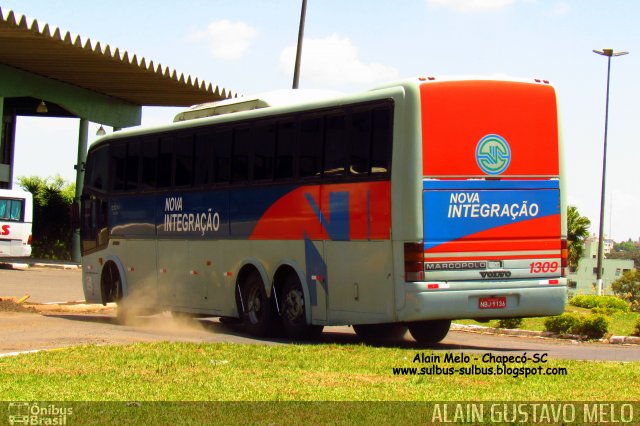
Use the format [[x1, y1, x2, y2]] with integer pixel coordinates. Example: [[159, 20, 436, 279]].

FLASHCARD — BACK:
[[455, 306, 640, 336], [1, 342, 639, 401], [2, 342, 639, 424]]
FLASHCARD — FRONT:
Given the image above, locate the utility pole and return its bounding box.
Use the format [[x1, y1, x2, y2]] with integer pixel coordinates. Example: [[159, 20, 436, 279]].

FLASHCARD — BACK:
[[292, 0, 308, 89], [592, 48, 628, 295]]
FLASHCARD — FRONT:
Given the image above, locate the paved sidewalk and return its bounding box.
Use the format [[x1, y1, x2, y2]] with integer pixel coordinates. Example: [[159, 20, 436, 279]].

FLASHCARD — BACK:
[[452, 323, 640, 345], [0, 257, 79, 270]]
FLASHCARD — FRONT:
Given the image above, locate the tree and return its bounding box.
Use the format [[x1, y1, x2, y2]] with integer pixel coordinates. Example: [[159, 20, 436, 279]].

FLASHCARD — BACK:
[[17, 175, 75, 260], [608, 240, 640, 269], [567, 205, 591, 270], [611, 270, 640, 312]]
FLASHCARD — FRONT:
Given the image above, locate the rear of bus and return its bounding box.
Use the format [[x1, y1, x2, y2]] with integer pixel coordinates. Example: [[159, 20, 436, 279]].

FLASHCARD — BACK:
[[402, 78, 566, 322], [0, 189, 33, 257]]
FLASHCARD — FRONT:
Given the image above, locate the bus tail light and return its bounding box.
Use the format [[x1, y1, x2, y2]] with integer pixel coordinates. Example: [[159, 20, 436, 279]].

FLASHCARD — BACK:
[[560, 239, 568, 277], [404, 242, 424, 282], [27, 234, 32, 246]]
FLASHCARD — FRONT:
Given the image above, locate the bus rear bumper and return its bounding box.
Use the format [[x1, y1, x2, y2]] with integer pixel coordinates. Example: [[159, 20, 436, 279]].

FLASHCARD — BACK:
[[398, 281, 567, 322]]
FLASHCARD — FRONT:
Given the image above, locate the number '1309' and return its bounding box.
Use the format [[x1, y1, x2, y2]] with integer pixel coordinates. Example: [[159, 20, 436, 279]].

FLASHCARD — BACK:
[[529, 261, 559, 273]]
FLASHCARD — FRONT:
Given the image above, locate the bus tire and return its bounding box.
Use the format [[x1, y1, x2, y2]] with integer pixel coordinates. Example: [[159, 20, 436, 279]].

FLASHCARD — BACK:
[[281, 273, 323, 340], [102, 262, 128, 324], [101, 261, 123, 304], [353, 323, 408, 344], [407, 320, 451, 344], [239, 269, 273, 337]]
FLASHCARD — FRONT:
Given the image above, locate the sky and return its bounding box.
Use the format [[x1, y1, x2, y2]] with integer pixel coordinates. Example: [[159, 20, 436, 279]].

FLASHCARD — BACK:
[[3, 0, 639, 242]]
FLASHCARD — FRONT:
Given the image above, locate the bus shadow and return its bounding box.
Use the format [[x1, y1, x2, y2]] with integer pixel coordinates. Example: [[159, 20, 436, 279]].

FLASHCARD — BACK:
[[43, 313, 119, 325], [44, 313, 535, 352], [205, 319, 535, 352]]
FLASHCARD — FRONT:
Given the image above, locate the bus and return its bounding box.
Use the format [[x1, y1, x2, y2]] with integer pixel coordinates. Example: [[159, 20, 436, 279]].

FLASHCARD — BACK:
[[0, 189, 33, 258], [78, 76, 567, 343]]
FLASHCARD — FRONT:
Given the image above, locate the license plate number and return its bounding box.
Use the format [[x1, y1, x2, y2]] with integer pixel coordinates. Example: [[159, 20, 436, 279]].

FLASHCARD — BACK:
[[479, 297, 507, 309]]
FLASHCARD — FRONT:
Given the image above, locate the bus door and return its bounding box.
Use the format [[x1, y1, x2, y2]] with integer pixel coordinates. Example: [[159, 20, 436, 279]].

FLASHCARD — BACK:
[[323, 182, 393, 321], [108, 196, 158, 306]]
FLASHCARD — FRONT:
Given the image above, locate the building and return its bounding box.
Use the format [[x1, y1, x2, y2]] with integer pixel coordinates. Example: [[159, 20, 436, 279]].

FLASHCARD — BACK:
[[567, 238, 634, 296]]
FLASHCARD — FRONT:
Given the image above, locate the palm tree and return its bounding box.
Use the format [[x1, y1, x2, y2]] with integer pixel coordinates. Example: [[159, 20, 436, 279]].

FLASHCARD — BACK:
[[567, 206, 591, 270]]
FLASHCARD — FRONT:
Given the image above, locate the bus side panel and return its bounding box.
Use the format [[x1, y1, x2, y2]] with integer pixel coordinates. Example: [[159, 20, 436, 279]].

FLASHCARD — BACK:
[[250, 181, 393, 324], [325, 240, 394, 323]]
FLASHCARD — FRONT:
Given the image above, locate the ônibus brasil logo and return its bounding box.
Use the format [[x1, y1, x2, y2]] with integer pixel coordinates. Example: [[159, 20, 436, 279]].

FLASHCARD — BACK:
[[475, 134, 511, 175]]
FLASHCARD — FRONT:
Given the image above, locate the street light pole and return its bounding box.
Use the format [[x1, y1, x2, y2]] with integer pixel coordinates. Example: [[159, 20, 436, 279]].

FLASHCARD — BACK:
[[592, 48, 628, 295], [292, 0, 308, 89]]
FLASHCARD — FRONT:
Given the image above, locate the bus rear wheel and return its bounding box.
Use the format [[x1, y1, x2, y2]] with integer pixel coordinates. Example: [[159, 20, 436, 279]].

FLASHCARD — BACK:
[[407, 320, 451, 344], [280, 273, 323, 340], [238, 270, 273, 337], [353, 323, 408, 344]]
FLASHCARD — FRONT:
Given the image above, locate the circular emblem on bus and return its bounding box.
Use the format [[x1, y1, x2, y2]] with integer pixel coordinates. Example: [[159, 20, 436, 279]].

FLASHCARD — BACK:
[[475, 134, 511, 175]]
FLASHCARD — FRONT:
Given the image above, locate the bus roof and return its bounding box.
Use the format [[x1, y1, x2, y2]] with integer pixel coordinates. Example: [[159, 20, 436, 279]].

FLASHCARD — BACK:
[[173, 89, 344, 122], [88, 76, 555, 151]]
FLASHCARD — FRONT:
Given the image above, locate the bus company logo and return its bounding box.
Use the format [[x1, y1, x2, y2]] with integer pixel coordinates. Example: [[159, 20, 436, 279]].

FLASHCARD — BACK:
[[7, 402, 73, 425], [475, 134, 511, 175], [425, 261, 487, 271]]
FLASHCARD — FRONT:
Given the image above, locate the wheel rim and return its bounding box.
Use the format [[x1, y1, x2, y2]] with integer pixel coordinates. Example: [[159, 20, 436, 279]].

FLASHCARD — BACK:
[[284, 288, 304, 324], [246, 286, 263, 324]]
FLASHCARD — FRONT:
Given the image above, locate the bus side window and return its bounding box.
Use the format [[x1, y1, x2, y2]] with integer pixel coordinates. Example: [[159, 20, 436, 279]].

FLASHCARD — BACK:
[[299, 117, 323, 179], [194, 133, 214, 187], [9, 200, 23, 221], [275, 119, 297, 180], [140, 138, 158, 190], [81, 197, 97, 252], [324, 112, 347, 178], [232, 127, 252, 183], [126, 141, 140, 191], [157, 136, 174, 188], [175, 134, 194, 187], [87, 146, 108, 191], [214, 129, 232, 184], [253, 122, 276, 181], [110, 143, 126, 192], [371, 106, 392, 175], [97, 199, 109, 247], [350, 109, 372, 176]]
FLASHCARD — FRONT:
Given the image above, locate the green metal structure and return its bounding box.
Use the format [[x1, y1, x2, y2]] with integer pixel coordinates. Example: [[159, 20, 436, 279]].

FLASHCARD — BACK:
[[0, 7, 234, 261]]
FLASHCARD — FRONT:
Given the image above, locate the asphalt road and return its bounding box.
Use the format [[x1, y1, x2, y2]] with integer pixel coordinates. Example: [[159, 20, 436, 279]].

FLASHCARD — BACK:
[[0, 264, 84, 303], [1, 266, 640, 361]]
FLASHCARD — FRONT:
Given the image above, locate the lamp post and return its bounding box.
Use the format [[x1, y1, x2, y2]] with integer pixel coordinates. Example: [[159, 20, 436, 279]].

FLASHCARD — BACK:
[[292, 0, 308, 89], [592, 48, 628, 295]]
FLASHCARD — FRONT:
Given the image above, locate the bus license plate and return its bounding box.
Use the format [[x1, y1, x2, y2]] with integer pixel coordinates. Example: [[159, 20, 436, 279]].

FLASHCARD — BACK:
[[479, 297, 507, 309]]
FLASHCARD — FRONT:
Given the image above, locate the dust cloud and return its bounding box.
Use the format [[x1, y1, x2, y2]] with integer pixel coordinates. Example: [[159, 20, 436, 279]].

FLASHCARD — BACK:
[[114, 284, 223, 337]]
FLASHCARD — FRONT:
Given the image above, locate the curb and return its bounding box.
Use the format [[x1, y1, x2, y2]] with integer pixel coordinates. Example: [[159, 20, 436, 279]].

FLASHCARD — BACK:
[[30, 262, 80, 270], [0, 260, 80, 270], [451, 323, 640, 345], [29, 302, 116, 313]]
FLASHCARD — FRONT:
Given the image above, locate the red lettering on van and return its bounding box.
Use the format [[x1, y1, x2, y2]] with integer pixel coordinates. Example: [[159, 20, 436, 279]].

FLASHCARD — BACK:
[[1, 225, 9, 236]]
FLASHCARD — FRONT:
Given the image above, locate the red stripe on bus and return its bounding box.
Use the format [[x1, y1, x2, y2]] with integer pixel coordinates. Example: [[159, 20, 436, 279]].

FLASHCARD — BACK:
[[250, 181, 391, 240], [425, 254, 560, 262], [425, 238, 559, 254], [425, 215, 561, 253]]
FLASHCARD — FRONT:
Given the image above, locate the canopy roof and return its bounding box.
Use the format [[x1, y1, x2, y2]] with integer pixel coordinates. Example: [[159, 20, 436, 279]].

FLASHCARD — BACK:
[[0, 7, 235, 107]]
